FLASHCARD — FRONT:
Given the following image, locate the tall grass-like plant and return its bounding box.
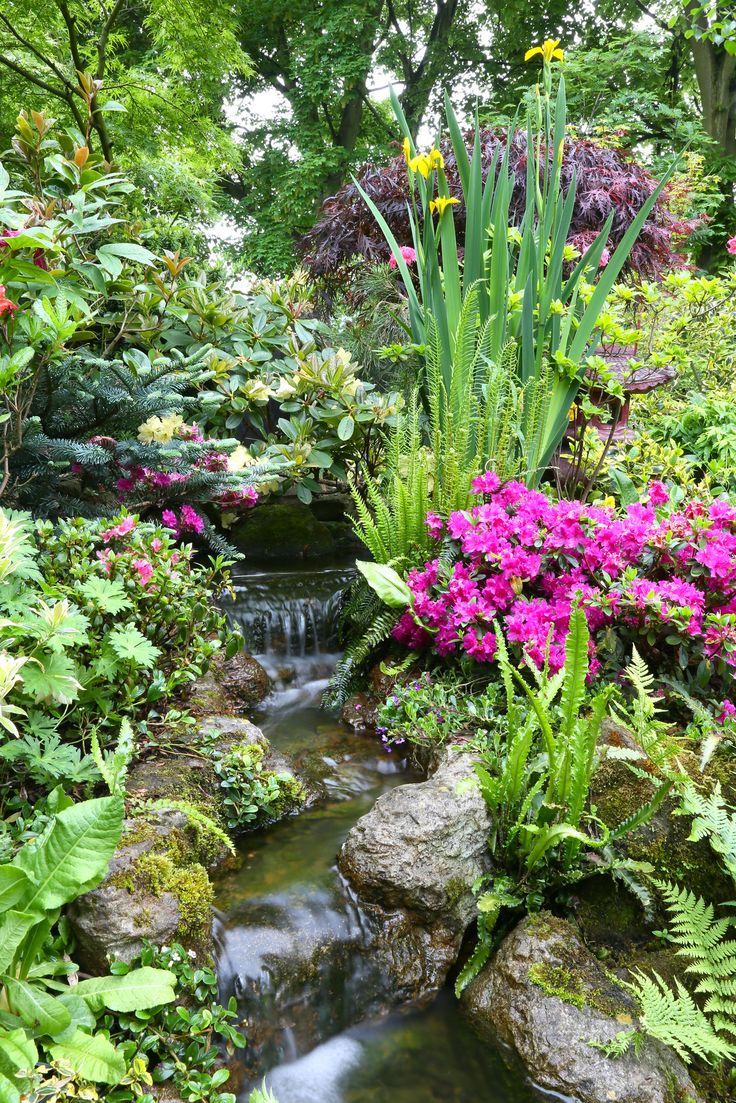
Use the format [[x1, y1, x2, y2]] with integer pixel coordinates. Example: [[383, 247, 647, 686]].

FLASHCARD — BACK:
[[356, 48, 678, 483]]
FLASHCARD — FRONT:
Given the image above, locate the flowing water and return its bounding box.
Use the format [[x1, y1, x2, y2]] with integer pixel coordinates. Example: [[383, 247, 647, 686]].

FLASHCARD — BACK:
[[216, 562, 542, 1103]]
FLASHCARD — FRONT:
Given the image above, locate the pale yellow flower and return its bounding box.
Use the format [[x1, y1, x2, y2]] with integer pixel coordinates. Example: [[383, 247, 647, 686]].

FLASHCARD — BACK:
[[428, 148, 444, 170], [227, 445, 251, 472], [242, 379, 273, 405], [137, 414, 186, 444]]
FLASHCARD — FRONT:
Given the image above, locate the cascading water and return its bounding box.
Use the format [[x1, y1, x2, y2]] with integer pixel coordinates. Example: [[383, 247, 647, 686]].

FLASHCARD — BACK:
[[216, 561, 541, 1103]]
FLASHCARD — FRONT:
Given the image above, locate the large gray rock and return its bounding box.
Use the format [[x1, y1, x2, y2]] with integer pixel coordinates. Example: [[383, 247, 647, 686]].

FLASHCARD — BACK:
[[338, 750, 491, 1000], [461, 913, 703, 1103], [69, 811, 215, 973]]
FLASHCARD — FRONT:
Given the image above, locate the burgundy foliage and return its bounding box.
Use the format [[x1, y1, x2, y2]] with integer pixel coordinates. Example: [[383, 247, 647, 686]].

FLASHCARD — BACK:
[[300, 130, 696, 279]]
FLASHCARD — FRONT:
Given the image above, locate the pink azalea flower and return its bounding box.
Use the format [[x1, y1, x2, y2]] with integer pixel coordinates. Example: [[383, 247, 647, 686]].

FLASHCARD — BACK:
[[727, 237, 736, 256], [180, 504, 205, 534], [132, 558, 154, 586], [648, 480, 669, 506]]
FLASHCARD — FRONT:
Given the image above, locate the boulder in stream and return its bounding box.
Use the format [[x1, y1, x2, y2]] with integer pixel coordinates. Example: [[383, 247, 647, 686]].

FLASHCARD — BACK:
[[338, 749, 491, 1001], [461, 913, 703, 1103], [69, 810, 218, 973]]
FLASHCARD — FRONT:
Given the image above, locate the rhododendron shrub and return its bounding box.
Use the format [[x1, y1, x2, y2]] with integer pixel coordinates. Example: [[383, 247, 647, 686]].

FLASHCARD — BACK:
[[394, 474, 736, 701]]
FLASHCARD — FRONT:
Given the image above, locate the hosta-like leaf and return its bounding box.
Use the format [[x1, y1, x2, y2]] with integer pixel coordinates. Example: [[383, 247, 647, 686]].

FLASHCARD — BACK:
[[0, 1027, 37, 1077], [0, 868, 34, 914], [107, 626, 161, 668], [2, 977, 71, 1035], [47, 1028, 126, 1084], [0, 911, 38, 974], [355, 561, 411, 609], [76, 967, 177, 1013], [14, 795, 123, 910]]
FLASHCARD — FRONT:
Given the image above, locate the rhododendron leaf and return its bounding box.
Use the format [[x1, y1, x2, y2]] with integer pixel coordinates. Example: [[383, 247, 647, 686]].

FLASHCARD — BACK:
[[356, 561, 411, 608]]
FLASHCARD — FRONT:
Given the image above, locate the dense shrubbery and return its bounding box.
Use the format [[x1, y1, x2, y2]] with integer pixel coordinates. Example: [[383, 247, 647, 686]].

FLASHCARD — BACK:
[[0, 508, 236, 794], [392, 474, 736, 704]]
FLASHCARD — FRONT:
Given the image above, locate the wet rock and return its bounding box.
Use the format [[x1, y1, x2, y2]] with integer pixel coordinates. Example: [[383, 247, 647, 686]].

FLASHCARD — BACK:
[[188, 652, 271, 714], [230, 501, 336, 562], [338, 750, 490, 1000], [69, 810, 217, 973], [461, 913, 703, 1103], [593, 720, 733, 907]]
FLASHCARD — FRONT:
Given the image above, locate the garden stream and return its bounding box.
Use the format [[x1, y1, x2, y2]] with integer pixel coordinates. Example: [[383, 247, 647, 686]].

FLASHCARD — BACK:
[[215, 563, 541, 1103]]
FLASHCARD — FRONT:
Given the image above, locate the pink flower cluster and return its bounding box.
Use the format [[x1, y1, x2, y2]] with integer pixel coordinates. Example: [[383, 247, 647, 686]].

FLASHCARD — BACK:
[[727, 236, 736, 256], [394, 474, 736, 693], [116, 467, 190, 494], [162, 505, 205, 538], [96, 513, 186, 589]]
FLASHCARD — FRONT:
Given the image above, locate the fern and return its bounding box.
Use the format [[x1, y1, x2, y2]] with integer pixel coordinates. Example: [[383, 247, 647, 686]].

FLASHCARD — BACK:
[[623, 970, 735, 1064], [139, 799, 236, 857], [610, 648, 684, 778], [654, 879, 736, 1036], [91, 718, 135, 796], [680, 782, 736, 883]]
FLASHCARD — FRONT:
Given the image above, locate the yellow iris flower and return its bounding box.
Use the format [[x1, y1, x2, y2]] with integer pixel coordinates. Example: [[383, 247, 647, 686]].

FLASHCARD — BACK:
[[408, 153, 431, 178], [402, 136, 411, 162], [429, 196, 459, 217], [525, 39, 564, 64], [428, 148, 444, 170]]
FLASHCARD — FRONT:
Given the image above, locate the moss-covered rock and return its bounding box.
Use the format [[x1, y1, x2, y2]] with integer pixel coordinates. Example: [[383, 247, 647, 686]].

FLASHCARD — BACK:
[[69, 809, 222, 972], [230, 501, 336, 561], [461, 913, 703, 1103]]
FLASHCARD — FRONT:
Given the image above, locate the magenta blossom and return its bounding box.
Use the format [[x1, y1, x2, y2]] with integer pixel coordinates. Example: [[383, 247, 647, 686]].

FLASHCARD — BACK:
[[389, 245, 417, 270], [727, 237, 736, 256], [394, 474, 736, 696]]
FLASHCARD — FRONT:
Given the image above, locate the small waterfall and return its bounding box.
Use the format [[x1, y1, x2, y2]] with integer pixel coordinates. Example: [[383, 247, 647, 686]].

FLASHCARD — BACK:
[[225, 564, 354, 662]]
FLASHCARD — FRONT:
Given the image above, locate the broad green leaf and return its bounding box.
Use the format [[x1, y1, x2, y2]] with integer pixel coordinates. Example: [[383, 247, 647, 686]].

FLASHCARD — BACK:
[[337, 415, 354, 441], [53, 993, 97, 1036], [76, 967, 177, 1013], [107, 626, 161, 668], [2, 977, 71, 1035], [0, 868, 34, 914], [20, 653, 80, 704], [98, 242, 158, 266], [355, 560, 411, 608], [0, 911, 38, 973], [0, 1071, 21, 1103], [0, 1028, 36, 1077], [47, 1028, 126, 1084], [14, 795, 124, 911]]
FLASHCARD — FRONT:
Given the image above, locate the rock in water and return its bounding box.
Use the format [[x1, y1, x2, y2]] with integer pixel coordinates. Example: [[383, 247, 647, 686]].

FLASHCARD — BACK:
[[338, 750, 491, 1001], [461, 913, 703, 1103]]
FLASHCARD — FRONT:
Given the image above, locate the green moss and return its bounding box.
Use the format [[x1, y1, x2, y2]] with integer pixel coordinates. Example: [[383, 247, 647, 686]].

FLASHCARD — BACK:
[[592, 761, 733, 905], [134, 852, 213, 944], [528, 963, 586, 1009]]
